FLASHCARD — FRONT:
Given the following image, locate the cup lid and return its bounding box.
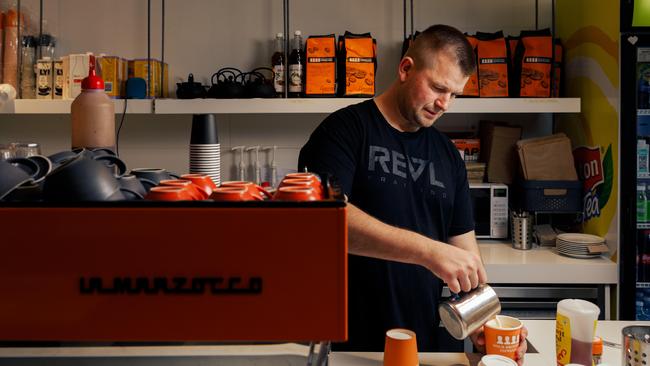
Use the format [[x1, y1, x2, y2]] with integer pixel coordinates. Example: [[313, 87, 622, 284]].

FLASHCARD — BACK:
[[480, 354, 517, 366]]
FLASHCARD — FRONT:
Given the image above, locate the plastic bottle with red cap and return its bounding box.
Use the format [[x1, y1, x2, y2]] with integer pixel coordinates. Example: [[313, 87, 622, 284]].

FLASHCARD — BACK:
[[71, 54, 115, 150]]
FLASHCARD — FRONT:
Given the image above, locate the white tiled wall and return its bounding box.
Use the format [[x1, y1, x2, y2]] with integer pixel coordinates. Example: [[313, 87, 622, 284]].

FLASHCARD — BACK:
[[0, 0, 554, 182]]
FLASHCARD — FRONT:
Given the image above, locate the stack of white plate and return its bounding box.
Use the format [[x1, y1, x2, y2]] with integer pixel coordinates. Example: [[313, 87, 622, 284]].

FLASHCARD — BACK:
[[189, 144, 220, 185], [555, 233, 605, 259]]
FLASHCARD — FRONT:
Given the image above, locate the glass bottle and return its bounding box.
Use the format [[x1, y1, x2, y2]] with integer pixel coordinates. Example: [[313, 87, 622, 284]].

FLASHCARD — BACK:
[[271, 32, 285, 97], [20, 35, 36, 99], [288, 30, 303, 97], [638, 184, 648, 223]]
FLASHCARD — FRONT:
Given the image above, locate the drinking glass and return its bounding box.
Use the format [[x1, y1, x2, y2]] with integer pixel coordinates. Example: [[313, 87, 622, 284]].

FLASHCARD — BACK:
[[11, 142, 41, 158], [0, 144, 14, 160]]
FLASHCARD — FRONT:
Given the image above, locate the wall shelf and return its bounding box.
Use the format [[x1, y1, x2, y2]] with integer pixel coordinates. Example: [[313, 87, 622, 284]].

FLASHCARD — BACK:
[[155, 97, 581, 114], [1, 99, 153, 114], [1, 98, 581, 115]]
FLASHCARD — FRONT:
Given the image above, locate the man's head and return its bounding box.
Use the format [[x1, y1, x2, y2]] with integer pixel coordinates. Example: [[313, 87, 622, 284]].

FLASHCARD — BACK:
[[395, 24, 475, 131]]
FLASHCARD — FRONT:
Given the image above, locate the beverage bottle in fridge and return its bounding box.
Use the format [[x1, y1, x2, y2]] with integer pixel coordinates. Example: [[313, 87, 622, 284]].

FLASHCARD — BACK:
[[640, 65, 650, 109], [638, 300, 647, 320], [639, 140, 649, 175], [638, 184, 648, 223], [271, 32, 285, 97], [288, 30, 304, 97], [639, 230, 649, 282], [71, 56, 115, 150]]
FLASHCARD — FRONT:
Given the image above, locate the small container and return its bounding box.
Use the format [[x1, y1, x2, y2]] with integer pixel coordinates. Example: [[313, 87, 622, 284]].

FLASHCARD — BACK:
[[622, 325, 650, 366], [438, 283, 501, 340], [592, 336, 602, 366], [71, 58, 115, 150], [511, 210, 533, 250], [556, 299, 600, 366]]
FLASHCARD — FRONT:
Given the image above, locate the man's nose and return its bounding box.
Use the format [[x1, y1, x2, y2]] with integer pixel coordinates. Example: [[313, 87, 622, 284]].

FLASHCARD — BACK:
[[435, 93, 451, 112]]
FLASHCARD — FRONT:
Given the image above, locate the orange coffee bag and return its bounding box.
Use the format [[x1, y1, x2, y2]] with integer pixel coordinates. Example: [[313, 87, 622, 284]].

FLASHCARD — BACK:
[[337, 31, 376, 97], [461, 34, 480, 97], [514, 29, 554, 97], [476, 31, 509, 97], [305, 34, 337, 97]]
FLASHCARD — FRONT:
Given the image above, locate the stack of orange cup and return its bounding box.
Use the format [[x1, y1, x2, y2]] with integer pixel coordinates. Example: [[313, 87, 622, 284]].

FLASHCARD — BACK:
[[145, 186, 194, 201], [159, 179, 206, 200], [220, 181, 272, 200], [276, 172, 324, 200], [180, 173, 217, 198], [210, 186, 262, 201], [272, 186, 320, 201]]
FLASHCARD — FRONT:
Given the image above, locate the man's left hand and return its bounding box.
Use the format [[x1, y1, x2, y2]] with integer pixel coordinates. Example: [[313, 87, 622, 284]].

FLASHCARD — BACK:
[[470, 325, 528, 366]]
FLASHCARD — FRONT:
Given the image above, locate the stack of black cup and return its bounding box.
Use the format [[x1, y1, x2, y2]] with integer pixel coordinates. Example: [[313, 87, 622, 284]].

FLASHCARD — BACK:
[[189, 114, 220, 185]]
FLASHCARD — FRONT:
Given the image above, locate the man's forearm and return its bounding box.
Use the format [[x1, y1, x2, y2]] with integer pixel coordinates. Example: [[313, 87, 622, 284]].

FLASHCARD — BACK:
[[346, 203, 488, 293], [347, 203, 442, 267], [449, 230, 482, 261]]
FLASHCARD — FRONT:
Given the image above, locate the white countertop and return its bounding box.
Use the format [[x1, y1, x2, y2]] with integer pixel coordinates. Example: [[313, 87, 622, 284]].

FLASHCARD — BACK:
[[479, 241, 618, 284], [0, 320, 645, 366]]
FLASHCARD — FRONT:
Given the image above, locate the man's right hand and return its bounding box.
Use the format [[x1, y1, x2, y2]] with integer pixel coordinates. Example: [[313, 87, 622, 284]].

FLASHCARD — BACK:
[[425, 241, 487, 293]]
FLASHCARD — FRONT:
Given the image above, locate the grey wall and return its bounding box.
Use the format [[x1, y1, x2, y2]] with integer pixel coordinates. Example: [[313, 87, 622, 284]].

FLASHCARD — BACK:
[[0, 0, 554, 182]]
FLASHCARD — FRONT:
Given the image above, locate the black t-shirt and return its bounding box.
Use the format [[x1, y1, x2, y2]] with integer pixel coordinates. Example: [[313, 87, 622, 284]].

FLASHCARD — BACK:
[[298, 99, 474, 352]]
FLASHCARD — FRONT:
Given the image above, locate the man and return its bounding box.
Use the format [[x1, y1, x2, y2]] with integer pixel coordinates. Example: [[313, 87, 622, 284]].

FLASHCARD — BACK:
[[298, 25, 527, 363]]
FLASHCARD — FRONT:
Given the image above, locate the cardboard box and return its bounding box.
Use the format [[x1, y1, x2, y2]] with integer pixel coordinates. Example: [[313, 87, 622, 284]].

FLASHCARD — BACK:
[[53, 59, 63, 99], [516, 133, 578, 181], [98, 56, 125, 98], [481, 123, 522, 184], [68, 53, 91, 99], [128, 59, 169, 98]]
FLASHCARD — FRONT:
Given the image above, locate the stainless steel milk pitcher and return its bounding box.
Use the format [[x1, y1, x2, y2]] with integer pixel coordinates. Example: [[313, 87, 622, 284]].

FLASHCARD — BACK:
[[438, 283, 501, 340]]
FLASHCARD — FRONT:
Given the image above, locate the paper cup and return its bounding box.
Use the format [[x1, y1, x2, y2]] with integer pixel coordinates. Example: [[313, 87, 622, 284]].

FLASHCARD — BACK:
[[383, 328, 418, 366], [484, 315, 523, 360], [479, 354, 518, 366]]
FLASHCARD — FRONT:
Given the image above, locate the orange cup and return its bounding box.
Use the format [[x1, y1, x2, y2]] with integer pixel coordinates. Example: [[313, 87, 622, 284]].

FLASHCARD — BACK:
[[210, 186, 263, 201], [145, 186, 194, 201], [279, 178, 324, 198], [180, 174, 216, 198], [484, 315, 523, 360], [159, 179, 204, 200], [284, 172, 320, 183], [383, 328, 419, 366], [221, 181, 272, 200], [272, 186, 320, 201]]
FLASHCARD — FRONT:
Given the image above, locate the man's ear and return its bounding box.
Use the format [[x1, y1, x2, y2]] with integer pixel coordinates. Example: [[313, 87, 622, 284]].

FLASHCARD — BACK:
[[398, 56, 415, 82]]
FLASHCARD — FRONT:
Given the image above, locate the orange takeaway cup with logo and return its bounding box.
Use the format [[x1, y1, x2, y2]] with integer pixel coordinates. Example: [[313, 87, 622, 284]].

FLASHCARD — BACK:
[[383, 328, 419, 366], [484, 315, 523, 360]]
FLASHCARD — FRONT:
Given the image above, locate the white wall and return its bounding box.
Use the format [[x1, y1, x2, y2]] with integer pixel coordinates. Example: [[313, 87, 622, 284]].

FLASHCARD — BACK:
[[0, 0, 554, 182]]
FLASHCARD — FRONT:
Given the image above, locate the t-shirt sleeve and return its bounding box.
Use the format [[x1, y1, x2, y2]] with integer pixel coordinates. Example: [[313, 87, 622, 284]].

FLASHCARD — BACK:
[[298, 107, 363, 197], [447, 150, 475, 237]]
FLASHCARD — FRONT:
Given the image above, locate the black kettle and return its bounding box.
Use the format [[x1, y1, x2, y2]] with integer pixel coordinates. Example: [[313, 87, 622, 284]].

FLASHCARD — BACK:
[[245, 67, 276, 98], [176, 73, 206, 99], [208, 67, 246, 99]]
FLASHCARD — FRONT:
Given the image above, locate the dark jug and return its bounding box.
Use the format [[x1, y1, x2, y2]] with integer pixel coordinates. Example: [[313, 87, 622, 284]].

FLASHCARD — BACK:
[[208, 67, 244, 98], [245, 68, 276, 98], [176, 73, 206, 99]]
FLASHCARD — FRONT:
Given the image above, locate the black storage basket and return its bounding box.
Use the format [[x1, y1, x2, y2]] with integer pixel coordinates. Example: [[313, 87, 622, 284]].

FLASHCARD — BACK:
[[520, 180, 583, 213]]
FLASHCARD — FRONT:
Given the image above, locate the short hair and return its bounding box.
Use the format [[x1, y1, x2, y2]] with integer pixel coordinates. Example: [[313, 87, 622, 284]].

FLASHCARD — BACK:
[[404, 24, 476, 77]]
